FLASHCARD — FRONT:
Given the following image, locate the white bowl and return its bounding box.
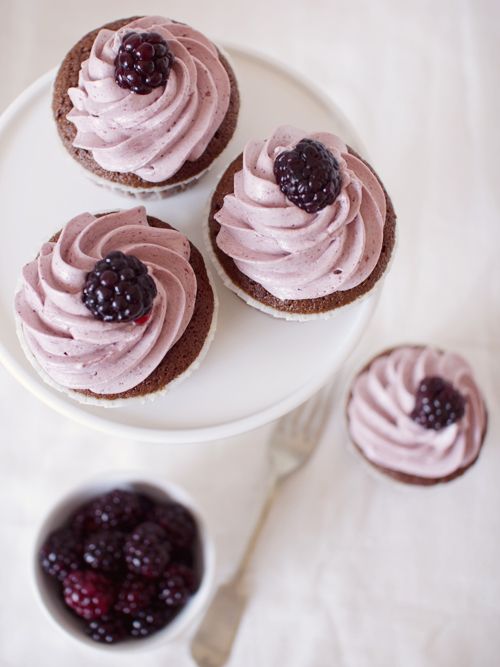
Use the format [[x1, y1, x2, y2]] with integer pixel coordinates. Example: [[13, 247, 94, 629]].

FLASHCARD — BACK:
[[32, 472, 215, 652]]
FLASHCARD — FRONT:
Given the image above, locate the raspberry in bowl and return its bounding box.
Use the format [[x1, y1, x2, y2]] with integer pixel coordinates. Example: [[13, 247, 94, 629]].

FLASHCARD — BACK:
[[33, 473, 215, 650]]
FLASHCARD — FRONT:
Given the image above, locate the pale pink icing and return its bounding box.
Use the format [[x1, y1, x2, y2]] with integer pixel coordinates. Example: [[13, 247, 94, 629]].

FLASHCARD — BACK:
[[15, 207, 197, 395], [214, 125, 386, 300], [347, 347, 487, 478], [67, 17, 231, 183]]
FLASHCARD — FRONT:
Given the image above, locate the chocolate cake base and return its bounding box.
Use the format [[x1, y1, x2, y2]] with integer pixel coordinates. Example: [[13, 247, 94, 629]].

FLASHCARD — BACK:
[[52, 17, 240, 195], [48, 216, 216, 402], [207, 149, 397, 317], [352, 441, 483, 486]]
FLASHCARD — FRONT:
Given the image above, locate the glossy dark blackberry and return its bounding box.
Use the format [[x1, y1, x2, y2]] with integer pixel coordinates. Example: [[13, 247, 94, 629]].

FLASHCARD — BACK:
[[124, 522, 171, 578], [82, 489, 149, 533], [157, 563, 198, 607], [114, 573, 157, 615], [273, 138, 342, 213], [82, 251, 157, 323], [63, 570, 115, 620], [39, 528, 83, 581], [84, 613, 128, 644], [129, 606, 177, 638], [83, 530, 125, 573], [411, 376, 466, 430], [148, 502, 197, 550], [115, 31, 175, 95]]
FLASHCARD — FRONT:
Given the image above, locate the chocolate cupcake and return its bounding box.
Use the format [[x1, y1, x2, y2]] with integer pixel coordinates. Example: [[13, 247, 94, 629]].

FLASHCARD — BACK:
[[206, 125, 396, 320], [346, 346, 488, 485], [53, 16, 240, 198], [14, 207, 217, 405]]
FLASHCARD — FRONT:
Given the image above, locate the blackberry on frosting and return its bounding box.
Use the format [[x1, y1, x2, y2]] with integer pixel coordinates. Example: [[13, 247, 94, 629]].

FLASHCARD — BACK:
[[114, 31, 175, 95], [411, 376, 466, 430], [82, 251, 157, 323], [273, 138, 342, 213]]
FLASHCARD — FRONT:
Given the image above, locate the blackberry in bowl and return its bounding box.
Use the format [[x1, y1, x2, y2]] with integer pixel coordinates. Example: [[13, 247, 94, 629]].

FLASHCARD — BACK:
[[33, 473, 215, 650]]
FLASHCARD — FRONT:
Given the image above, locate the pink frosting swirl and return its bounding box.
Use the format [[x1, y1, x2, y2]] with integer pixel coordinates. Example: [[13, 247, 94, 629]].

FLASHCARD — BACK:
[[67, 17, 231, 182], [15, 207, 197, 395], [347, 347, 487, 479], [214, 125, 386, 300]]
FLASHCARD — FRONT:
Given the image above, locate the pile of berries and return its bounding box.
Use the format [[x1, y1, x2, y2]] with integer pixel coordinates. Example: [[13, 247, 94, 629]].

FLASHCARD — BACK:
[[273, 138, 342, 213], [115, 31, 175, 95], [82, 251, 157, 323], [39, 488, 200, 644], [411, 376, 466, 430]]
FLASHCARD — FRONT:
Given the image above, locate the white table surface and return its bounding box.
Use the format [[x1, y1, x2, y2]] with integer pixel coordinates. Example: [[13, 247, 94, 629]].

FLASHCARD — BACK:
[[1, 1, 499, 665]]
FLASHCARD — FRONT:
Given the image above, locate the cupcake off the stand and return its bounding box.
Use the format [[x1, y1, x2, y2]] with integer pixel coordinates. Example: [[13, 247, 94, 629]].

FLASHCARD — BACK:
[[346, 345, 488, 486], [206, 124, 397, 320]]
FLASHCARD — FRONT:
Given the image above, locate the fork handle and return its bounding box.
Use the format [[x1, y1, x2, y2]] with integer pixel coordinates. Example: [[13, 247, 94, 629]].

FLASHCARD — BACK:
[[190, 485, 278, 667], [189, 581, 247, 667]]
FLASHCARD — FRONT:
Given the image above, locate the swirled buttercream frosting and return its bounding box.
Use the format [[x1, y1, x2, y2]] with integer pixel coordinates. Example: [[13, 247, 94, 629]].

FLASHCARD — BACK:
[[347, 347, 487, 482], [15, 207, 201, 396], [214, 125, 388, 301], [66, 17, 231, 182]]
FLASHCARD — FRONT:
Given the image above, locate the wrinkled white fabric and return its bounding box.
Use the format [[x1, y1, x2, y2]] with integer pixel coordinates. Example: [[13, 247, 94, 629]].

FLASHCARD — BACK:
[[1, 1, 500, 666]]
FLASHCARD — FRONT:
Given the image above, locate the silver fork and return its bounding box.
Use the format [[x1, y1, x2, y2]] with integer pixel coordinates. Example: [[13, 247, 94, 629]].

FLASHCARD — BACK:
[[190, 382, 336, 667]]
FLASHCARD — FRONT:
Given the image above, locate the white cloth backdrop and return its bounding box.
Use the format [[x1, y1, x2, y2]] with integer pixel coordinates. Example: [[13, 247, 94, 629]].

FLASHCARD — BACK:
[[1, 0, 499, 665]]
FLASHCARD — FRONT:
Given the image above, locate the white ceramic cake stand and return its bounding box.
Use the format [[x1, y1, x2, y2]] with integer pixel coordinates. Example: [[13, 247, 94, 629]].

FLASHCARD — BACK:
[[0, 45, 381, 443]]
